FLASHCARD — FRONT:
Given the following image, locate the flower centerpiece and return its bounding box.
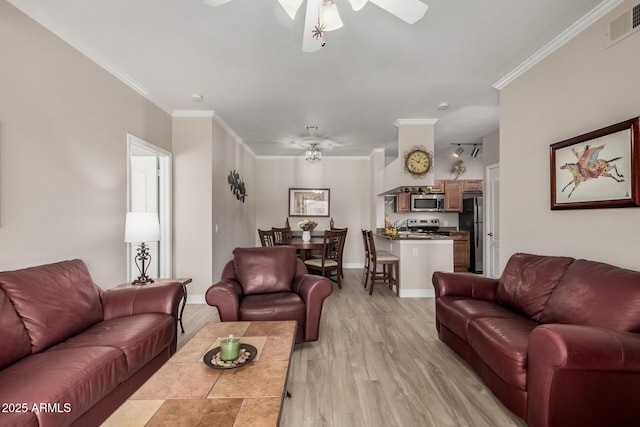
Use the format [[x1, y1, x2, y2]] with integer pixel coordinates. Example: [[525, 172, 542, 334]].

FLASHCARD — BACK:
[[297, 218, 317, 242]]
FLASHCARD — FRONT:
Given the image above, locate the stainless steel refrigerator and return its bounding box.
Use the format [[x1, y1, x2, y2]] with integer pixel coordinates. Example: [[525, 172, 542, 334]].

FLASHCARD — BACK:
[[459, 196, 483, 273]]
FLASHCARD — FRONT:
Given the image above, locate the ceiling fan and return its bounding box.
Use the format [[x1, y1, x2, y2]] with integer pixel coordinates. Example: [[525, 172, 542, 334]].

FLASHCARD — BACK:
[[203, 0, 428, 52]]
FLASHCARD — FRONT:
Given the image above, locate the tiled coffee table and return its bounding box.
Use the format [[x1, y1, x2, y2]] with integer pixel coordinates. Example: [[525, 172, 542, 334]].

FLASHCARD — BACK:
[[102, 321, 297, 427]]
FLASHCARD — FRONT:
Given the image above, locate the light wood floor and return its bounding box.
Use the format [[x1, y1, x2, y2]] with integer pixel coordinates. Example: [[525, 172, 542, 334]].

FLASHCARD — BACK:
[[178, 269, 527, 427]]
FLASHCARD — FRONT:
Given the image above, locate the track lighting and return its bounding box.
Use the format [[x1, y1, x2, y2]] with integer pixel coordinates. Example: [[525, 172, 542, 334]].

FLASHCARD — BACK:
[[454, 146, 464, 157], [471, 145, 480, 158]]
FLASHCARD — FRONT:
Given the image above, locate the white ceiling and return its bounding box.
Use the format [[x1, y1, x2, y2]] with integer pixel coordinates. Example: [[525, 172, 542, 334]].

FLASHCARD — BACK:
[[9, 0, 614, 157]]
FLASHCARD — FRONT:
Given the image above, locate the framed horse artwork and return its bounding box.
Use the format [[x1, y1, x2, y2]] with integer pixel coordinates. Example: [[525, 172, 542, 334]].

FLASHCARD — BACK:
[[550, 116, 640, 210]]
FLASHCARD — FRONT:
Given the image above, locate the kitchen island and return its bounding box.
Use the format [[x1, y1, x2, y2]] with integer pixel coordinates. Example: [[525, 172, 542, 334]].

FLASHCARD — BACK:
[[375, 232, 454, 297]]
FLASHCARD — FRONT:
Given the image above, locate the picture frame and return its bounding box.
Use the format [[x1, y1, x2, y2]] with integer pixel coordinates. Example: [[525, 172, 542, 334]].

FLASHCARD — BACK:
[[550, 117, 640, 210], [288, 188, 330, 217]]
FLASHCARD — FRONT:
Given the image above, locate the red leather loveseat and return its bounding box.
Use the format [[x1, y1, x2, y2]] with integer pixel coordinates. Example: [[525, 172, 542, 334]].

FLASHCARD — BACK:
[[0, 259, 184, 427], [433, 253, 640, 427]]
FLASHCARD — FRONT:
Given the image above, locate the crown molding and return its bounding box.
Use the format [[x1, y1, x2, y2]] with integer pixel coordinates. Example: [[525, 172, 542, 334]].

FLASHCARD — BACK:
[[493, 0, 624, 90], [394, 119, 439, 127], [255, 155, 370, 160]]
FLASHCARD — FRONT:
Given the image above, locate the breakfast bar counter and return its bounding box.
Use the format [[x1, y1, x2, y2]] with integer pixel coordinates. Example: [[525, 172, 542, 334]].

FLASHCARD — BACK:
[[375, 233, 453, 298]]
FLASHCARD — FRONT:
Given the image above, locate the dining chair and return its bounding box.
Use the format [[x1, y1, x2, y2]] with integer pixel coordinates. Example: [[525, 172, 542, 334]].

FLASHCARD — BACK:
[[361, 229, 371, 288], [258, 229, 275, 247], [272, 227, 293, 245], [366, 230, 399, 296], [304, 229, 348, 289]]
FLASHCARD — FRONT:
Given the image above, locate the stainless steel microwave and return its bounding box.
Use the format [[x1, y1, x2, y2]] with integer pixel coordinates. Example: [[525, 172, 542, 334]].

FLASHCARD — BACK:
[[410, 194, 445, 212]]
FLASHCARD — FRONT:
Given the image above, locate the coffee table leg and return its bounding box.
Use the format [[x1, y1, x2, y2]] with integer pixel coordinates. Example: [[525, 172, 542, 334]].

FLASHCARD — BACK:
[[179, 284, 187, 333]]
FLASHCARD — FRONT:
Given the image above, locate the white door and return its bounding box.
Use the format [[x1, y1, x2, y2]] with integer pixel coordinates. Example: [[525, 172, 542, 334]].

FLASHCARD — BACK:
[[127, 135, 172, 281], [485, 163, 500, 278]]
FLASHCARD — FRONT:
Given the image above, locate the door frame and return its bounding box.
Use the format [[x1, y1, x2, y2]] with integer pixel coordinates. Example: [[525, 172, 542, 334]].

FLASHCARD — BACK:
[[126, 134, 173, 280], [484, 163, 500, 278]]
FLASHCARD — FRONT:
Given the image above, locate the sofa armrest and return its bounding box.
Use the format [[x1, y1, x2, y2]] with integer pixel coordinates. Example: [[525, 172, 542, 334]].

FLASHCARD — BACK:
[[528, 324, 640, 427], [101, 281, 184, 321], [293, 274, 333, 342], [205, 279, 243, 321], [432, 271, 498, 300]]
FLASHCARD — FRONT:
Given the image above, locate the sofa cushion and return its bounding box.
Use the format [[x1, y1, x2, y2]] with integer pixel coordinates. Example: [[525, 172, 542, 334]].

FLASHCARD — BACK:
[[233, 246, 297, 295], [48, 313, 175, 375], [540, 259, 640, 331], [496, 253, 574, 321], [0, 346, 127, 426], [468, 316, 539, 391], [240, 292, 305, 326], [436, 296, 523, 340], [0, 288, 31, 369], [0, 259, 103, 353]]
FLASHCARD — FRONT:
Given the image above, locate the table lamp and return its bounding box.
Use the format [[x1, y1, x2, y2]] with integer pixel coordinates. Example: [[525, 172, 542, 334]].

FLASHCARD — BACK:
[[125, 212, 160, 285]]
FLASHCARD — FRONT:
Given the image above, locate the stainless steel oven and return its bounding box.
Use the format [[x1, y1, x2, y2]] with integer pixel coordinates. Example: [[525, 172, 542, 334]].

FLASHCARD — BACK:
[[410, 194, 445, 212]]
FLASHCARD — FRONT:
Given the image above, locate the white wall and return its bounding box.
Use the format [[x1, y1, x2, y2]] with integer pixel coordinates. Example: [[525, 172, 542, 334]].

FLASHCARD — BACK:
[[255, 157, 371, 267], [499, 0, 640, 271], [0, 2, 172, 286]]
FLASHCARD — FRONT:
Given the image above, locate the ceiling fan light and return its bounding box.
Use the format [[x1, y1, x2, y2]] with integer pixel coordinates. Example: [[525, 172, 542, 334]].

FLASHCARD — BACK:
[[322, 1, 344, 31], [278, 0, 304, 20], [348, 0, 369, 11]]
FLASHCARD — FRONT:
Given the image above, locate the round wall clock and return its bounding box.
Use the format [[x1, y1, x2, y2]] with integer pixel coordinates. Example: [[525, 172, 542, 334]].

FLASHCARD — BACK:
[[404, 146, 433, 176]]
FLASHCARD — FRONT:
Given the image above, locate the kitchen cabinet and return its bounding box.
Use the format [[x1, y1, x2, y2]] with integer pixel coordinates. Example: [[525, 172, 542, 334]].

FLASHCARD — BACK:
[[463, 180, 483, 193], [444, 181, 463, 212], [450, 232, 470, 272], [395, 192, 411, 213], [430, 180, 445, 193]]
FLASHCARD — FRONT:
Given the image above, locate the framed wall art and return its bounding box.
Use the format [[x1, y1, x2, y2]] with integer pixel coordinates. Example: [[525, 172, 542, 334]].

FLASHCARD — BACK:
[[288, 188, 330, 217], [550, 117, 640, 210]]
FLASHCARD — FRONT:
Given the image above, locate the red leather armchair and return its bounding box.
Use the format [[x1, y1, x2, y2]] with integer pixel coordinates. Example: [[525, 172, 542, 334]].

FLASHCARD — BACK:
[[205, 246, 333, 344]]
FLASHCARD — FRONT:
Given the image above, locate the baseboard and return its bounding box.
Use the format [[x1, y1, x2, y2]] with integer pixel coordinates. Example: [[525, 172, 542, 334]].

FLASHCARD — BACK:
[[399, 289, 434, 298], [186, 295, 206, 304]]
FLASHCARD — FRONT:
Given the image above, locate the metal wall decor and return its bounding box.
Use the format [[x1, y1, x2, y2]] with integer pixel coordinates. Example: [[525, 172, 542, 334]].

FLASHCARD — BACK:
[[227, 170, 247, 203]]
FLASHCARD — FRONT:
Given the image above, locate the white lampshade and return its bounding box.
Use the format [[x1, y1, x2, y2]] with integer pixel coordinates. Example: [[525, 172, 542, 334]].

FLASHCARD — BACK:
[[278, 0, 304, 20], [322, 1, 343, 31], [125, 212, 160, 243]]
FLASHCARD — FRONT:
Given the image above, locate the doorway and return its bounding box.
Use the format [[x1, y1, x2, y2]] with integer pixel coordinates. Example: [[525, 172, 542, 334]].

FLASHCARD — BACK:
[[127, 134, 172, 281], [485, 163, 500, 278]]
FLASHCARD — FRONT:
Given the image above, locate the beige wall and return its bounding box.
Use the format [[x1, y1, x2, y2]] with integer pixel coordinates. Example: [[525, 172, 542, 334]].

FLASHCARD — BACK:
[[255, 157, 371, 266], [499, 0, 640, 271], [0, 1, 172, 286], [173, 115, 256, 300]]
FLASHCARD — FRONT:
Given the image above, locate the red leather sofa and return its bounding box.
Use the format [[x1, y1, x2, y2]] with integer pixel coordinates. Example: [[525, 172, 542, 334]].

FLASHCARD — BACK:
[[0, 259, 184, 427], [433, 253, 640, 427], [206, 246, 333, 344]]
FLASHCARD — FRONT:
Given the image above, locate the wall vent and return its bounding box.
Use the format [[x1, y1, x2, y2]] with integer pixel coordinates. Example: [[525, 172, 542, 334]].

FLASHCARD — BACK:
[[607, 3, 640, 47]]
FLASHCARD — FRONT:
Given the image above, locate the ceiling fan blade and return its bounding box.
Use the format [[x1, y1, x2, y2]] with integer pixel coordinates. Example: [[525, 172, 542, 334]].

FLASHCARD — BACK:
[[278, 0, 304, 19], [348, 0, 369, 11], [369, 0, 428, 24], [202, 0, 234, 7], [302, 0, 323, 53]]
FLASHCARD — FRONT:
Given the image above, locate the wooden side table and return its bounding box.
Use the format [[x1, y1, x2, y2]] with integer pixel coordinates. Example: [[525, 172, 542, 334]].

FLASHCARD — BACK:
[[116, 278, 192, 333]]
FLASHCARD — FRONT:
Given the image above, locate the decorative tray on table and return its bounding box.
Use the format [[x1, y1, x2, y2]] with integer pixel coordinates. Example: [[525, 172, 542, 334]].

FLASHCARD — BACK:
[[203, 344, 257, 370]]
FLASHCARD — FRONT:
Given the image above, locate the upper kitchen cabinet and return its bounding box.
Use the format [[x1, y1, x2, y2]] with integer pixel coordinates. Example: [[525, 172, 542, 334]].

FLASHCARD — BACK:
[[462, 180, 483, 193], [395, 192, 411, 213], [431, 180, 445, 193], [444, 181, 463, 212]]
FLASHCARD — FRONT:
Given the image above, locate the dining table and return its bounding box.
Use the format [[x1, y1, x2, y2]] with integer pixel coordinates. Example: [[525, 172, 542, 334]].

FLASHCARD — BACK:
[[281, 237, 325, 261]]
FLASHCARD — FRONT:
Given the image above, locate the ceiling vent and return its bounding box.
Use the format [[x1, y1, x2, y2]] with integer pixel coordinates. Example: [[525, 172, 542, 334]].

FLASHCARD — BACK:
[[607, 3, 640, 47]]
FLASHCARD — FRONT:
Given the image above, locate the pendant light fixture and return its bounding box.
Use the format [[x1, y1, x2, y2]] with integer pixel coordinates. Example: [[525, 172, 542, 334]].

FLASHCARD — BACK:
[[305, 143, 322, 162]]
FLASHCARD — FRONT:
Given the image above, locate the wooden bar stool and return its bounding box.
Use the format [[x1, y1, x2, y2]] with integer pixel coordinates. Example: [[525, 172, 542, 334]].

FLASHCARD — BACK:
[[366, 230, 400, 296]]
